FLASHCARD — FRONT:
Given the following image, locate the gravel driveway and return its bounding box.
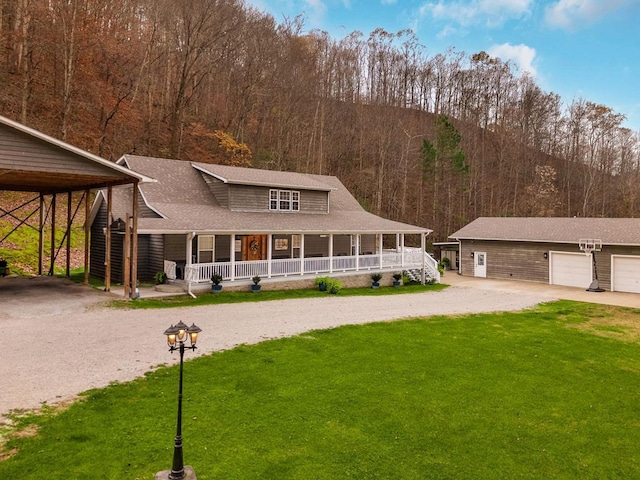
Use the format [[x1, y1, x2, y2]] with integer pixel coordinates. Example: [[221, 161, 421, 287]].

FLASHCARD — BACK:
[[0, 276, 557, 420]]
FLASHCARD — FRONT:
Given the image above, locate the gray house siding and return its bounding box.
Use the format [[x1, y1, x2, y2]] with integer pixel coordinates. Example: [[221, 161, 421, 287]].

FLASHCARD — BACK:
[[0, 125, 119, 178], [459, 239, 640, 290], [201, 174, 229, 208], [165, 235, 187, 262], [89, 202, 108, 279], [228, 184, 328, 213], [138, 194, 161, 218], [300, 190, 328, 213]]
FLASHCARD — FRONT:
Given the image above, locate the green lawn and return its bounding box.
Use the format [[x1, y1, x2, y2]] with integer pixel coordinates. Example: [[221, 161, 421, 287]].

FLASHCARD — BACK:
[[1, 301, 639, 479], [110, 282, 448, 309]]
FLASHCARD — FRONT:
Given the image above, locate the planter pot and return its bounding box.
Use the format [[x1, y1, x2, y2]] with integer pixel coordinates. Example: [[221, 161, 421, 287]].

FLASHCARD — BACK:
[[371, 282, 380, 289], [318, 283, 327, 292], [212, 284, 223, 293], [251, 284, 261, 292], [393, 281, 401, 287]]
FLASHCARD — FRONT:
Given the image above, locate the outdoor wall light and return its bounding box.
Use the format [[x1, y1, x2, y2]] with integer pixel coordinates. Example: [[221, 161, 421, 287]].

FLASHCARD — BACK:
[[156, 320, 202, 480], [544, 252, 549, 259], [470, 252, 474, 258]]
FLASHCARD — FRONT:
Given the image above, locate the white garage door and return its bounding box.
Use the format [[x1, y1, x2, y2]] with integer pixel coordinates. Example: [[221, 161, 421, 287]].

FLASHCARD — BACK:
[[611, 255, 640, 293], [549, 252, 592, 288]]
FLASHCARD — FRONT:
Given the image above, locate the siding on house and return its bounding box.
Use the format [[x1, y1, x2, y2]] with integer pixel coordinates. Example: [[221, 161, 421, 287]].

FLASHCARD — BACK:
[[228, 184, 328, 213], [165, 235, 187, 262], [143, 234, 165, 279], [201, 174, 229, 208], [459, 239, 640, 290], [89, 202, 108, 279], [138, 192, 161, 218], [0, 126, 114, 177]]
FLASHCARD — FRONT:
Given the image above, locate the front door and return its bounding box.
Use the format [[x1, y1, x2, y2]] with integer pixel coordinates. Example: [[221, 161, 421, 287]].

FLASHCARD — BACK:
[[474, 252, 487, 278], [242, 235, 267, 261]]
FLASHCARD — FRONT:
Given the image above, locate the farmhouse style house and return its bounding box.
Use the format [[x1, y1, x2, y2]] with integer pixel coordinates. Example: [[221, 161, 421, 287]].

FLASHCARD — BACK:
[[89, 155, 438, 293], [450, 217, 640, 294]]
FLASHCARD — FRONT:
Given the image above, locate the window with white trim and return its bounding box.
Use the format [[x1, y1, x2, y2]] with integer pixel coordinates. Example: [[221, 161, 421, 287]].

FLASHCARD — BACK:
[[269, 189, 300, 211], [198, 235, 214, 263]]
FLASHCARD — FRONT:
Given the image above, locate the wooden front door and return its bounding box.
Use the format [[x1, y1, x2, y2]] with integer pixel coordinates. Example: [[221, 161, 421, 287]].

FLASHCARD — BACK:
[[242, 235, 268, 261]]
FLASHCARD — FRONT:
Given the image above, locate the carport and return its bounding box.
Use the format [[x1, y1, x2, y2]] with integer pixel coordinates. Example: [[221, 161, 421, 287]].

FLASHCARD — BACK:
[[0, 115, 152, 297]]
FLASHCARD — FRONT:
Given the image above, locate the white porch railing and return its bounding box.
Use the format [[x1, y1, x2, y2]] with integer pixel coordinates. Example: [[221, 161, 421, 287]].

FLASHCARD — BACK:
[[179, 247, 440, 285]]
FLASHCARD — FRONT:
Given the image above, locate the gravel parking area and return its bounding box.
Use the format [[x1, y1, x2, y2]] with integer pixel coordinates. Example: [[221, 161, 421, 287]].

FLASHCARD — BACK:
[[0, 276, 557, 420]]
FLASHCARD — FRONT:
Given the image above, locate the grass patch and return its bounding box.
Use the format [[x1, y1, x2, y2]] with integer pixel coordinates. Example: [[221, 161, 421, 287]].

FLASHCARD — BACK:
[[110, 282, 448, 309], [1, 301, 639, 479]]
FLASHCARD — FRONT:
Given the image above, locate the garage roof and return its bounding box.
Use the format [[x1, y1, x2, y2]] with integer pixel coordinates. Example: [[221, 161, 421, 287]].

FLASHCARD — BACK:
[[0, 115, 152, 194], [450, 217, 640, 246]]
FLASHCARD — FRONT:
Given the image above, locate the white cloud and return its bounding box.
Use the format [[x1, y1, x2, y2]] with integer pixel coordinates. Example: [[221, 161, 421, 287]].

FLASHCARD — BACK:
[[303, 0, 328, 28], [545, 0, 631, 30], [488, 43, 537, 76], [381, 0, 398, 5], [421, 0, 532, 27]]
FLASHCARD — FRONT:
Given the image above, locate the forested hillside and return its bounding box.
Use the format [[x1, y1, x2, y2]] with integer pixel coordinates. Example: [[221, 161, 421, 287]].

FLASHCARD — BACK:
[[1, 0, 638, 242]]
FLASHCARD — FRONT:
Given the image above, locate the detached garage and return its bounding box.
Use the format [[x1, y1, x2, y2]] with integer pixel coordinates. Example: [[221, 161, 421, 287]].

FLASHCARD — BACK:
[[449, 217, 640, 293]]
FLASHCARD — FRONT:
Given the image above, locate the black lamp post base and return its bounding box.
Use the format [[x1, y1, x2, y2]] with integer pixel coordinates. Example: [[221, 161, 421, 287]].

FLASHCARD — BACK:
[[155, 466, 197, 480]]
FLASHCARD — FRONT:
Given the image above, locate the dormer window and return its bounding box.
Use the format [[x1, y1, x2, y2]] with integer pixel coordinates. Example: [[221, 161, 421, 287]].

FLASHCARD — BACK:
[[270, 189, 300, 212]]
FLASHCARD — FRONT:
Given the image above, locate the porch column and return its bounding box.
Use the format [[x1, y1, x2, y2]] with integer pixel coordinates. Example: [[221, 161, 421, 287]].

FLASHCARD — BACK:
[[267, 234, 273, 278], [378, 233, 383, 269], [299, 234, 305, 275], [329, 234, 334, 273], [396, 234, 400, 253], [421, 232, 426, 285], [401, 234, 405, 268], [229, 234, 235, 281], [355, 234, 360, 271]]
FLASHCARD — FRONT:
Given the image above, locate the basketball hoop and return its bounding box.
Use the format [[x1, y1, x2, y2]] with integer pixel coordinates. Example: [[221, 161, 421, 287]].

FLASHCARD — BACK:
[[579, 238, 602, 256], [579, 239, 605, 292]]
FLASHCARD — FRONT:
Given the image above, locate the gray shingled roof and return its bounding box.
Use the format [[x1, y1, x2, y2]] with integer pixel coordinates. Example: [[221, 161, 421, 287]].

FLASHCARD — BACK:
[[109, 155, 429, 235], [449, 217, 640, 246], [192, 162, 335, 191]]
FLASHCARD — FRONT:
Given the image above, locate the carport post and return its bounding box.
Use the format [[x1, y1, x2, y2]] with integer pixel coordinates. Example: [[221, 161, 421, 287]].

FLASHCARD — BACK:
[[66, 191, 72, 278], [84, 189, 90, 285], [105, 186, 112, 292], [49, 193, 56, 276], [38, 193, 44, 276], [123, 215, 131, 299], [131, 182, 139, 298]]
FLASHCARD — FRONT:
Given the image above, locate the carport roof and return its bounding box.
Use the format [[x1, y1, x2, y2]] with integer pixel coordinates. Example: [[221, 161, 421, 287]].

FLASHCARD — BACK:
[[450, 217, 640, 246], [0, 115, 152, 194]]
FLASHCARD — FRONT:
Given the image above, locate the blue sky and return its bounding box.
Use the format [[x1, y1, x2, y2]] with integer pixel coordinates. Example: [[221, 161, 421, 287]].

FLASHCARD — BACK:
[[245, 0, 640, 131]]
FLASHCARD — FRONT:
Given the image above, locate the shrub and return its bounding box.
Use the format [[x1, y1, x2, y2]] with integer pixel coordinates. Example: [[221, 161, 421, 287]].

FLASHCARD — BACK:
[[154, 271, 167, 285], [326, 278, 343, 294]]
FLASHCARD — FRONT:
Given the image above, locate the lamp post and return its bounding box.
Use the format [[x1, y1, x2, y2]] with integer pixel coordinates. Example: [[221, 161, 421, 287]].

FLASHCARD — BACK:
[[155, 321, 202, 480]]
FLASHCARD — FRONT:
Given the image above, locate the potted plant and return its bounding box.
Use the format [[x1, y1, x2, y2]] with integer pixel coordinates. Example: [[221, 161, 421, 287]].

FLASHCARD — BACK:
[[211, 273, 223, 292], [315, 276, 329, 291], [154, 271, 168, 285], [392, 272, 402, 287], [251, 275, 261, 292], [371, 272, 382, 288], [327, 278, 342, 294]]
